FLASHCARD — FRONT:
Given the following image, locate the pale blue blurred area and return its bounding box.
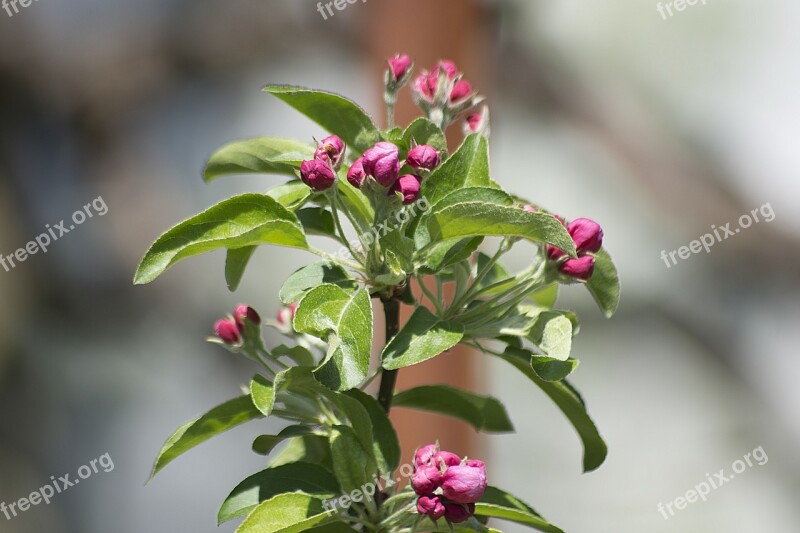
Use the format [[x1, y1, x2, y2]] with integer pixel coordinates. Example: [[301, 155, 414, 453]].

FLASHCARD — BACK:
[[0, 0, 798, 532]]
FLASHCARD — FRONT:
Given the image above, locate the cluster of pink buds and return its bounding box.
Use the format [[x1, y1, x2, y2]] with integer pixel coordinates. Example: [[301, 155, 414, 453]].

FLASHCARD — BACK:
[[411, 60, 483, 128], [347, 142, 440, 205], [214, 304, 262, 345], [412, 444, 487, 524], [300, 135, 346, 191], [526, 207, 604, 281]]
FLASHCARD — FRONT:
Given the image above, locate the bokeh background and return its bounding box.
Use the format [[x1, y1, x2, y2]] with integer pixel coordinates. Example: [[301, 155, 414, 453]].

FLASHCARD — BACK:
[[1, 0, 799, 532]]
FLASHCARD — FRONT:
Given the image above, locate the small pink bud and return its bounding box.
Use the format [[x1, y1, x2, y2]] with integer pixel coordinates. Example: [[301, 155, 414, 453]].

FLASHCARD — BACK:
[[417, 495, 446, 521], [450, 80, 473, 103], [234, 305, 261, 330], [441, 462, 487, 504], [438, 60, 459, 80], [466, 113, 483, 132], [523, 205, 537, 213], [300, 159, 336, 191], [388, 54, 413, 82], [412, 465, 443, 495], [277, 303, 298, 327], [314, 135, 346, 170], [362, 142, 401, 187], [435, 451, 462, 468], [559, 255, 595, 280], [567, 218, 604, 255], [407, 145, 440, 171], [546, 244, 567, 261], [347, 157, 367, 188], [413, 72, 438, 103], [415, 444, 438, 467], [214, 319, 240, 345], [390, 174, 422, 204], [444, 503, 475, 523]]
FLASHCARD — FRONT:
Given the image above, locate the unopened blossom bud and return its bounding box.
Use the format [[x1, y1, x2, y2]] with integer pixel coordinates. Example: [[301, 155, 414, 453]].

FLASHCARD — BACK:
[[567, 218, 604, 255], [464, 106, 490, 136], [415, 444, 438, 467], [438, 60, 459, 80], [435, 451, 462, 468], [234, 305, 261, 331], [559, 255, 595, 280], [444, 503, 475, 523], [547, 244, 567, 261], [450, 80, 473, 103], [412, 72, 438, 103], [347, 157, 366, 188], [277, 303, 298, 327], [314, 135, 346, 170], [412, 465, 443, 495], [390, 174, 422, 204], [214, 319, 240, 345], [441, 462, 487, 504], [388, 54, 413, 82], [407, 145, 440, 171], [417, 495, 446, 521], [523, 205, 537, 213], [300, 159, 336, 191], [362, 142, 401, 187]]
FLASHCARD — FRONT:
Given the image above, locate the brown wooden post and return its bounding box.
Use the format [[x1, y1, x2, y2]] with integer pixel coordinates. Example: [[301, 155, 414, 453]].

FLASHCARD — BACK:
[[360, 0, 495, 464]]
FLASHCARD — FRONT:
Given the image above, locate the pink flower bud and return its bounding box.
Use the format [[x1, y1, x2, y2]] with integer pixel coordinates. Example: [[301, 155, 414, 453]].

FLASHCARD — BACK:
[[438, 60, 459, 80], [407, 145, 440, 171], [415, 444, 438, 467], [362, 142, 401, 187], [559, 255, 595, 280], [546, 244, 567, 261], [388, 54, 413, 82], [417, 495, 446, 521], [450, 80, 473, 103], [464, 107, 490, 136], [466, 113, 483, 132], [390, 174, 422, 204], [413, 72, 438, 103], [412, 465, 443, 495], [214, 319, 240, 345], [300, 159, 336, 191], [441, 462, 487, 504], [523, 205, 537, 213], [435, 451, 462, 467], [347, 157, 367, 188], [443, 503, 475, 523], [234, 305, 261, 330], [314, 135, 346, 170], [567, 218, 603, 255], [276, 303, 298, 327]]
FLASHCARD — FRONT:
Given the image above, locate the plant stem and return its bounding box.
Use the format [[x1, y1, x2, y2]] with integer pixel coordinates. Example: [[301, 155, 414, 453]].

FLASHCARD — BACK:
[[377, 297, 401, 413]]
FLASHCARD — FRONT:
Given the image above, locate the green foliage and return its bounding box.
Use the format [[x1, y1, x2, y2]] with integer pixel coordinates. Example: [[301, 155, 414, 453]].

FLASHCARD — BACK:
[[138, 64, 621, 533]]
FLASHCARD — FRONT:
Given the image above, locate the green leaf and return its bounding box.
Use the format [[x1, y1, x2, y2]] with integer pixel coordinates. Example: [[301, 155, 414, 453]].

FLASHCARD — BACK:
[[280, 261, 358, 305], [236, 492, 332, 533], [495, 347, 607, 472], [250, 374, 277, 417], [272, 344, 316, 367], [251, 366, 330, 418], [267, 180, 313, 210], [225, 246, 256, 291], [345, 389, 401, 472], [218, 463, 339, 524], [422, 134, 498, 205], [530, 357, 579, 382], [402, 118, 447, 152], [297, 207, 336, 237], [134, 194, 308, 285], [203, 137, 314, 182], [393, 385, 514, 433], [269, 435, 332, 469], [528, 282, 559, 308], [474, 252, 513, 295], [336, 177, 374, 232], [421, 237, 484, 273], [264, 85, 380, 152], [252, 426, 315, 456], [328, 425, 375, 493], [150, 396, 262, 479], [427, 202, 576, 257], [381, 307, 464, 370], [529, 312, 573, 361], [294, 286, 373, 391], [586, 248, 620, 318], [475, 486, 564, 533]]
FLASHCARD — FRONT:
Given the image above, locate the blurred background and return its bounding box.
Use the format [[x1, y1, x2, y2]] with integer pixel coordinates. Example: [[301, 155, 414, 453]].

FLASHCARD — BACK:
[[1, 0, 799, 531]]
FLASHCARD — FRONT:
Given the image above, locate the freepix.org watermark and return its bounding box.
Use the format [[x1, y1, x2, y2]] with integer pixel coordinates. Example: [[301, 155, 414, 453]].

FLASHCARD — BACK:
[[0, 196, 108, 274], [323, 461, 415, 514], [2, 0, 39, 18], [316, 0, 367, 21], [657, 445, 768, 520], [1, 453, 114, 521], [656, 0, 707, 20], [660, 202, 775, 268]]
